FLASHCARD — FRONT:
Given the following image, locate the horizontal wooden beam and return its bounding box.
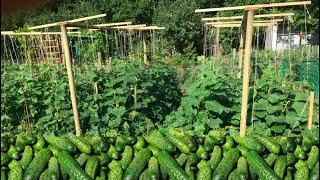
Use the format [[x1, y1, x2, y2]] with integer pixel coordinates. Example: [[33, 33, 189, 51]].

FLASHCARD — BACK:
[[211, 22, 277, 27], [195, 1, 310, 12], [66, 27, 81, 30], [202, 12, 294, 21], [127, 26, 166, 30], [205, 19, 283, 25], [1, 31, 87, 35], [29, 13, 107, 30], [95, 22, 132, 27], [110, 24, 147, 29]]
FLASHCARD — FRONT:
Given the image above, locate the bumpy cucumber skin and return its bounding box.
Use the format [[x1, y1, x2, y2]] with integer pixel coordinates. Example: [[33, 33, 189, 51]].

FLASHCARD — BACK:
[[68, 136, 92, 154], [57, 151, 92, 180], [176, 153, 189, 167], [33, 135, 45, 150], [208, 145, 222, 171], [23, 148, 52, 180], [157, 150, 188, 180], [47, 145, 61, 157], [294, 160, 309, 180], [245, 151, 281, 180], [39, 168, 49, 180], [309, 161, 319, 180], [19, 145, 33, 170], [99, 153, 110, 166], [44, 137, 76, 153], [237, 156, 248, 180], [264, 153, 278, 167], [228, 169, 238, 180], [115, 136, 126, 152], [76, 153, 90, 167], [144, 131, 175, 153], [306, 146, 319, 170], [287, 153, 298, 166], [294, 145, 307, 160], [204, 136, 215, 152], [123, 148, 152, 180], [133, 137, 146, 150], [196, 160, 212, 180], [196, 145, 209, 160], [99, 169, 107, 180], [301, 137, 313, 152], [1, 152, 10, 166], [107, 145, 120, 160], [274, 155, 287, 179], [15, 135, 27, 152], [1, 169, 6, 180], [148, 156, 160, 179], [148, 145, 160, 157], [48, 156, 59, 180], [284, 169, 293, 180], [108, 160, 123, 180], [85, 156, 100, 179], [8, 165, 23, 180], [7, 145, 20, 160], [139, 169, 149, 180], [166, 133, 190, 154], [222, 136, 234, 151], [254, 136, 280, 154], [233, 136, 265, 153], [120, 146, 133, 171], [212, 148, 240, 180]]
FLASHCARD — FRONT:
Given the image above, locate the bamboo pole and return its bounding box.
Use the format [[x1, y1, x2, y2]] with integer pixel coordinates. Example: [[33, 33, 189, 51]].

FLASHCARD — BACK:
[[240, 8, 256, 137], [237, 34, 244, 79], [98, 52, 102, 70], [143, 31, 148, 65], [307, 91, 314, 129], [60, 25, 81, 136]]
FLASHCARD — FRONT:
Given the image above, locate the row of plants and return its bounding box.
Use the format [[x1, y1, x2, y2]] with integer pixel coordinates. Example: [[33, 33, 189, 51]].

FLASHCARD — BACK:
[[1, 59, 182, 136], [1, 129, 319, 180]]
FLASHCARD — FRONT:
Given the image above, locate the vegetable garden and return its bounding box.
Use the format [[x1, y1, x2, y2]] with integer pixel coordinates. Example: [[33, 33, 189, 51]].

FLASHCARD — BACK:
[[1, 1, 319, 180]]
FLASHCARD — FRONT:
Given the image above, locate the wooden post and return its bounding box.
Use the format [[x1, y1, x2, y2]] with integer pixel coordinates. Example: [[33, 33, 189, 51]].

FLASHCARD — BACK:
[[237, 34, 244, 79], [233, 48, 236, 67], [142, 31, 148, 65], [60, 25, 81, 136], [240, 8, 256, 137], [307, 91, 314, 129], [98, 52, 102, 70]]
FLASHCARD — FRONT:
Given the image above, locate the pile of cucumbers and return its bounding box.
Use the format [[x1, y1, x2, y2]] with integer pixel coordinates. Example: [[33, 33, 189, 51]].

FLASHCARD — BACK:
[[1, 130, 319, 180]]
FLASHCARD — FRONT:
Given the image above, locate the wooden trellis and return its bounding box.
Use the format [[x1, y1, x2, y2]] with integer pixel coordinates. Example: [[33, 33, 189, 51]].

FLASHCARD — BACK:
[[195, 1, 312, 136]]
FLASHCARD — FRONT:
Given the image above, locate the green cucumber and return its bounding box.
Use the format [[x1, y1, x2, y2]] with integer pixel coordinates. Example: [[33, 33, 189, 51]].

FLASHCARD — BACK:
[[115, 136, 126, 152], [245, 151, 281, 180], [236, 145, 249, 156], [274, 155, 287, 179], [148, 156, 160, 179], [133, 137, 146, 150], [160, 163, 168, 180], [228, 169, 237, 180], [48, 156, 59, 180], [139, 169, 149, 180], [301, 137, 313, 152], [208, 145, 222, 171], [124, 136, 136, 145], [166, 133, 190, 154], [286, 138, 296, 153], [148, 145, 160, 157], [19, 145, 33, 170], [1, 138, 9, 152], [197, 137, 205, 145], [8, 165, 23, 180], [123, 148, 152, 180], [254, 136, 280, 154], [107, 137, 116, 145], [120, 146, 133, 170], [294, 159, 309, 180], [57, 151, 91, 180], [33, 135, 46, 150], [76, 153, 90, 167], [176, 153, 188, 167], [39, 169, 49, 180], [264, 153, 278, 167], [23, 148, 52, 180], [294, 136, 302, 145], [157, 150, 188, 180], [196, 160, 211, 180], [233, 136, 265, 153], [212, 148, 240, 180], [284, 168, 293, 180], [222, 136, 234, 151], [68, 136, 92, 154], [47, 145, 61, 157], [306, 146, 319, 170], [294, 145, 307, 160], [237, 156, 248, 180], [99, 153, 110, 166], [99, 169, 107, 180], [44, 137, 76, 153], [144, 131, 175, 153], [91, 137, 109, 154], [60, 165, 68, 180], [203, 136, 214, 152], [108, 160, 123, 180], [7, 145, 20, 160], [196, 145, 209, 160], [15, 135, 27, 152], [25, 135, 36, 145], [1, 169, 6, 180], [309, 161, 319, 180], [1, 153, 10, 166], [185, 136, 198, 153], [85, 156, 100, 179], [287, 153, 298, 166], [107, 145, 120, 160]]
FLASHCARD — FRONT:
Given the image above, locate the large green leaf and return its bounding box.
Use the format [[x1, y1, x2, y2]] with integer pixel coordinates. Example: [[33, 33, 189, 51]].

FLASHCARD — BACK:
[[254, 98, 269, 110], [205, 100, 224, 114], [270, 124, 286, 133], [294, 92, 309, 102]]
